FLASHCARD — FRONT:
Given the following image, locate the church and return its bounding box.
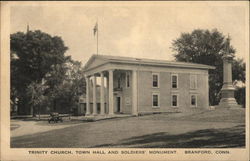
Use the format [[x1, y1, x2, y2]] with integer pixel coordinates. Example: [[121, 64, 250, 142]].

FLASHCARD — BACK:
[[80, 54, 215, 116]]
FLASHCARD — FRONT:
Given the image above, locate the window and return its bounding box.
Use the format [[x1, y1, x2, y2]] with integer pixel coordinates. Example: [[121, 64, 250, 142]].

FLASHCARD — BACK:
[[191, 95, 197, 107], [152, 73, 159, 88], [171, 74, 178, 88], [190, 74, 197, 89], [126, 72, 130, 88], [152, 94, 159, 107], [172, 94, 178, 107]]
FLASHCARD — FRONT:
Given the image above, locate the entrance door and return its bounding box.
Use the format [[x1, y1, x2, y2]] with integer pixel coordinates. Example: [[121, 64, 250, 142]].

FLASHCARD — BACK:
[[117, 97, 121, 113]]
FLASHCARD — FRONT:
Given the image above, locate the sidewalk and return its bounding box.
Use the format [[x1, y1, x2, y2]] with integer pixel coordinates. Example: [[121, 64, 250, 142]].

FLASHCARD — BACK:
[[11, 114, 133, 137], [11, 119, 82, 137]]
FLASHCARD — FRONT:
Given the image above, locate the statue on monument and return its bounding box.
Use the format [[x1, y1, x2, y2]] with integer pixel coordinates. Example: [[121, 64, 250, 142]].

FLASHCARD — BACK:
[[218, 36, 240, 109]]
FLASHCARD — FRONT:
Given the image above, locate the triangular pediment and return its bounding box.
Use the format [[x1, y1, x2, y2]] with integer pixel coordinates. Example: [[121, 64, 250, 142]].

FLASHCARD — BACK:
[[83, 54, 215, 72], [83, 55, 108, 71]]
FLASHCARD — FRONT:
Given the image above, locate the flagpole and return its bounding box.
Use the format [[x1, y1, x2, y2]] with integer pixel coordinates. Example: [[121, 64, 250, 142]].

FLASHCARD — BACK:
[[93, 20, 99, 55], [97, 21, 98, 55]]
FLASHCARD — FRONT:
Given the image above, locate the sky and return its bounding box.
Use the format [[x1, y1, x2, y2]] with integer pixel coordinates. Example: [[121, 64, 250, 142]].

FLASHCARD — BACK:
[[10, 2, 249, 65]]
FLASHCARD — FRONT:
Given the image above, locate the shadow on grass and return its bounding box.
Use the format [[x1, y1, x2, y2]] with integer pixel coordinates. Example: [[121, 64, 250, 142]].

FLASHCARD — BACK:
[[11, 124, 245, 148], [93, 125, 245, 148]]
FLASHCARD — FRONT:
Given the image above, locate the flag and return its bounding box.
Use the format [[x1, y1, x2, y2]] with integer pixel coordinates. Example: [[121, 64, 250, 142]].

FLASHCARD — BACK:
[[93, 22, 98, 36]]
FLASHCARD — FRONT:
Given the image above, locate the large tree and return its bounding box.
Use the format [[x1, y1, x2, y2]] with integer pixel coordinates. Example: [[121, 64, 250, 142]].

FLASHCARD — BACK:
[[43, 59, 86, 114], [171, 29, 245, 105], [11, 30, 68, 115]]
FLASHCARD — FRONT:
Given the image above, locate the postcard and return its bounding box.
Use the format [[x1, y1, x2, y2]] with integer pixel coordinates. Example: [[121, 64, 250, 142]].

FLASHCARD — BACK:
[[1, 1, 249, 161]]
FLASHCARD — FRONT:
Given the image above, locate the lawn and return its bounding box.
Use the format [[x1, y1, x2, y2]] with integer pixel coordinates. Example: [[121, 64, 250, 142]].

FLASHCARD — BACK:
[[11, 108, 245, 148]]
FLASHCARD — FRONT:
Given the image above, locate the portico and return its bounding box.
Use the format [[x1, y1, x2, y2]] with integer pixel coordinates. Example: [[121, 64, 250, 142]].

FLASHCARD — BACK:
[[84, 67, 138, 116]]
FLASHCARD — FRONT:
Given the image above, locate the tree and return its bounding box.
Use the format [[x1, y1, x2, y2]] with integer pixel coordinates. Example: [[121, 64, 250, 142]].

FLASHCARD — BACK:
[[65, 60, 86, 113], [43, 63, 69, 112], [232, 58, 245, 83], [11, 30, 68, 115], [171, 29, 245, 105], [232, 58, 246, 107], [40, 58, 86, 114], [65, 59, 86, 96], [27, 81, 47, 118]]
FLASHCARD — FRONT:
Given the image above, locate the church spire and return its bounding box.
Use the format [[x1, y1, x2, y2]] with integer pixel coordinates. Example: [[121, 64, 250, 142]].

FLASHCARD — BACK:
[[27, 23, 30, 33]]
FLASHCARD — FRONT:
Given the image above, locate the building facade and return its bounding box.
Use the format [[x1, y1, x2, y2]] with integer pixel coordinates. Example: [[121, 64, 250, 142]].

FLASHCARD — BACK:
[[83, 55, 215, 116]]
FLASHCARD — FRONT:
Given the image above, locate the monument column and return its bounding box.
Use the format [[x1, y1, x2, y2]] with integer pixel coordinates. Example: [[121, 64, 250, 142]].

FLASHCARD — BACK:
[[219, 54, 239, 108]]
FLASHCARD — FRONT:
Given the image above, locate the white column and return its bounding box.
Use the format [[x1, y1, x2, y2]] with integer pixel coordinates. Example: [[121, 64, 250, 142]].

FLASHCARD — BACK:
[[106, 76, 109, 114], [100, 72, 105, 115], [92, 76, 97, 115], [85, 76, 91, 115], [108, 70, 114, 115], [132, 70, 138, 115]]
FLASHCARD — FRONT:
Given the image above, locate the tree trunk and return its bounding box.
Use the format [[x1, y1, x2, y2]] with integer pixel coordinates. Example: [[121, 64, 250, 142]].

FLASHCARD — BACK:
[[32, 106, 36, 117], [17, 96, 29, 115], [17, 97, 22, 115]]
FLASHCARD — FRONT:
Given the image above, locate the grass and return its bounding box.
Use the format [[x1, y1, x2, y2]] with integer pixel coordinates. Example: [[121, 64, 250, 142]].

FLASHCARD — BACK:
[[11, 108, 245, 148], [93, 124, 245, 148]]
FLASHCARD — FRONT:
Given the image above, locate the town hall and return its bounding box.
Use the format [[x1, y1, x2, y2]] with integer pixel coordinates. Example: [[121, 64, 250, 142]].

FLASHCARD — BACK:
[[80, 54, 215, 116]]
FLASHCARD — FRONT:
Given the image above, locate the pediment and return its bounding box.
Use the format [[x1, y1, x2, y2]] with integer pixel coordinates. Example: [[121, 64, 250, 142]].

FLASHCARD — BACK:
[[83, 55, 108, 71]]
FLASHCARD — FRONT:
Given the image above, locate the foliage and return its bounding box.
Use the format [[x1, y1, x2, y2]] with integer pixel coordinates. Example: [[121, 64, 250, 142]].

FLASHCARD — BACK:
[[11, 30, 86, 115], [27, 82, 46, 117], [235, 86, 245, 107], [232, 58, 245, 83], [11, 30, 68, 115], [171, 29, 245, 105], [11, 30, 68, 86], [43, 59, 86, 113]]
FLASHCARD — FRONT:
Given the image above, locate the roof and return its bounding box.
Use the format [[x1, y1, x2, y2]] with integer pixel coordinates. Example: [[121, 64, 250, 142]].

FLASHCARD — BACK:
[[83, 54, 216, 71]]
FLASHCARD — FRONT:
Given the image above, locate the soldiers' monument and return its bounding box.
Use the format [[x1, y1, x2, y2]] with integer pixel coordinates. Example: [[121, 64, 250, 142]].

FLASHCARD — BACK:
[[219, 38, 240, 109]]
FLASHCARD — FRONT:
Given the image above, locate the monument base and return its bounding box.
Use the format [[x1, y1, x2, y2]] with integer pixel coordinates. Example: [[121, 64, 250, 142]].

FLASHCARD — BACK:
[[219, 98, 241, 109]]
